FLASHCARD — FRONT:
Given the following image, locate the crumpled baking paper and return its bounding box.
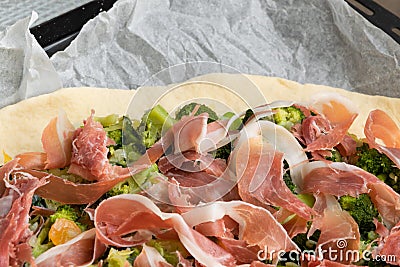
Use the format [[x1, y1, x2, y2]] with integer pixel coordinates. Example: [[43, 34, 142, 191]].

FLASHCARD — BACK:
[[1, 0, 399, 109], [0, 12, 61, 108]]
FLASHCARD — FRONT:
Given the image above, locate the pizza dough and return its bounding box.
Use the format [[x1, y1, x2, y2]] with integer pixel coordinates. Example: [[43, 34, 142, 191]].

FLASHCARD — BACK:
[[1, 73, 399, 163]]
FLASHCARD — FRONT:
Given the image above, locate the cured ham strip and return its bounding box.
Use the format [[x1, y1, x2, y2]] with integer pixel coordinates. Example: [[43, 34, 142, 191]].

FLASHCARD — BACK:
[[195, 216, 237, 239], [336, 135, 357, 157], [181, 201, 299, 256], [134, 244, 173, 267], [301, 161, 369, 197], [15, 152, 47, 170], [94, 194, 236, 267], [245, 120, 308, 188], [68, 110, 128, 181], [364, 109, 400, 169], [159, 151, 227, 176], [303, 93, 358, 151], [35, 228, 106, 267], [31, 169, 139, 205], [378, 221, 400, 265], [41, 110, 75, 169], [217, 238, 260, 264], [274, 208, 308, 238], [309, 195, 360, 264], [172, 113, 209, 154], [236, 136, 315, 220], [301, 162, 400, 228], [0, 161, 47, 267], [170, 112, 239, 156]]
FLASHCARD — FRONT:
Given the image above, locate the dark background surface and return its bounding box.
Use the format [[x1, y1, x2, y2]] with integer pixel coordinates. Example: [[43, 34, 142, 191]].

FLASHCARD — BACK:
[[29, 0, 400, 56]]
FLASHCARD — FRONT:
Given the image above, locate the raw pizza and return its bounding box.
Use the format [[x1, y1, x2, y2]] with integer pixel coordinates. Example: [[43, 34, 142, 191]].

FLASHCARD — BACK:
[[1, 74, 400, 267]]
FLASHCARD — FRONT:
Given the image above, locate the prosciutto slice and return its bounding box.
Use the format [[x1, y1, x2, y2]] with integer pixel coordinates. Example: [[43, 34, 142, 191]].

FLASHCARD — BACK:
[[236, 136, 315, 220], [15, 152, 47, 170], [302, 93, 358, 151], [12, 111, 75, 171], [0, 160, 47, 267], [94, 194, 236, 267], [364, 109, 400, 169], [378, 221, 400, 265], [41, 110, 75, 169], [182, 201, 299, 258], [35, 228, 106, 267], [134, 244, 173, 267], [158, 151, 227, 176], [68, 110, 129, 181], [309, 194, 360, 264], [274, 208, 308, 238], [242, 120, 308, 188], [301, 162, 400, 228]]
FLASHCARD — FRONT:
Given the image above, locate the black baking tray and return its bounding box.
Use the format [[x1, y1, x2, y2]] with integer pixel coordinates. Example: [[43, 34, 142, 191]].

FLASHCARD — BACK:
[[30, 0, 118, 56], [30, 0, 399, 57]]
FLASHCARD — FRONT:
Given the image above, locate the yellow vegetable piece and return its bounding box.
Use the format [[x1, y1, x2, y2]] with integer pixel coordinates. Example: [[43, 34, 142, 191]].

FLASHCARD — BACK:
[[2, 150, 12, 163], [49, 218, 82, 245]]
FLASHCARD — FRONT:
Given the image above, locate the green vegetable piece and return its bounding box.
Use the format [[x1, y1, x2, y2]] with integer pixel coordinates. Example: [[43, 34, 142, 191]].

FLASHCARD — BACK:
[[108, 129, 122, 146], [355, 143, 400, 193], [147, 239, 189, 266], [326, 149, 342, 162], [49, 205, 87, 231], [50, 205, 78, 223], [123, 116, 147, 162], [339, 194, 379, 241], [94, 114, 120, 127], [242, 109, 254, 125], [214, 143, 232, 160], [221, 112, 242, 130], [175, 102, 218, 123], [272, 106, 305, 130], [107, 164, 159, 197], [296, 194, 315, 208], [283, 172, 296, 193], [292, 230, 320, 251], [140, 105, 175, 148], [29, 218, 54, 258], [105, 247, 141, 267]]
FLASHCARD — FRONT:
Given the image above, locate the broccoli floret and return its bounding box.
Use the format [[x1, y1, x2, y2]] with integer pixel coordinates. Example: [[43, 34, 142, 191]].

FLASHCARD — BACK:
[[214, 143, 232, 160], [108, 129, 122, 146], [355, 143, 400, 193], [50, 205, 78, 223], [339, 194, 379, 241], [147, 239, 189, 266], [283, 172, 296, 193], [104, 247, 141, 267], [242, 109, 254, 125], [140, 105, 175, 148], [175, 103, 218, 123], [49, 205, 87, 231], [107, 164, 159, 196], [326, 149, 342, 162], [122, 116, 147, 163], [273, 106, 305, 131]]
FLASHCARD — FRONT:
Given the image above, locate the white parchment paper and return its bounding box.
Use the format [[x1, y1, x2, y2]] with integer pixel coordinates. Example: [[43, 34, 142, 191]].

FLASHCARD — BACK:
[[1, 0, 399, 109], [0, 12, 61, 108]]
